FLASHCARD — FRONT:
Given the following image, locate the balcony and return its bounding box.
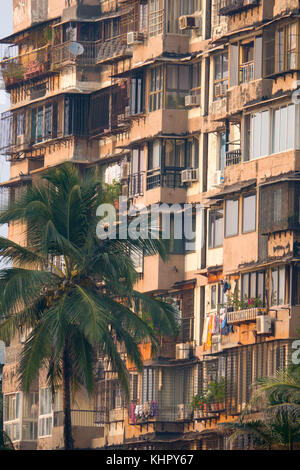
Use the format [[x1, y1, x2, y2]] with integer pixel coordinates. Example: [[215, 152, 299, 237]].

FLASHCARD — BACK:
[[53, 410, 105, 428], [227, 307, 267, 325], [128, 172, 144, 198], [218, 0, 259, 16], [146, 169, 182, 191], [239, 61, 254, 84], [225, 149, 242, 167], [52, 35, 132, 69], [129, 401, 193, 425], [0, 45, 51, 87]]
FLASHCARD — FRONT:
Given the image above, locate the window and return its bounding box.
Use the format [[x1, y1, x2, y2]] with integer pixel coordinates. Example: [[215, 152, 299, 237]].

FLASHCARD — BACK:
[[241, 271, 265, 304], [165, 139, 185, 167], [149, 65, 163, 112], [130, 73, 144, 115], [214, 52, 228, 100], [149, 0, 163, 37], [169, 215, 185, 254], [249, 110, 270, 160], [219, 132, 226, 171], [272, 104, 296, 154], [148, 140, 161, 170], [277, 23, 297, 73], [208, 209, 223, 248], [39, 388, 52, 437], [186, 138, 199, 169], [3, 393, 21, 442], [271, 266, 287, 306], [242, 193, 256, 233], [190, 62, 201, 97], [211, 285, 217, 310], [130, 374, 139, 402], [167, 0, 202, 34], [166, 64, 190, 109], [225, 199, 239, 238], [142, 368, 157, 403], [130, 148, 144, 196], [240, 42, 254, 84]]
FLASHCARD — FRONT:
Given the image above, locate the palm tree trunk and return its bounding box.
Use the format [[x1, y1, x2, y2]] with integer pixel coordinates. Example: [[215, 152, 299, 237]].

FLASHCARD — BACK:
[[62, 342, 74, 450]]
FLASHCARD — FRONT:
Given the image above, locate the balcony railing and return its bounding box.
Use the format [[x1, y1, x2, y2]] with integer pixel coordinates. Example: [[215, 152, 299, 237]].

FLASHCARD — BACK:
[[52, 35, 131, 69], [128, 172, 144, 197], [227, 308, 267, 325], [129, 402, 193, 424], [218, 0, 259, 16], [225, 149, 242, 167], [0, 45, 51, 86], [146, 169, 183, 191], [53, 410, 104, 428], [240, 61, 254, 83]]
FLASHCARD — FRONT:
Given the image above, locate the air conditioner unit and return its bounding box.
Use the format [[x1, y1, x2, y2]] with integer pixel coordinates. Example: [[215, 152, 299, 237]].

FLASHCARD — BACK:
[[127, 31, 144, 45], [214, 170, 225, 186], [176, 343, 190, 360], [182, 168, 199, 183], [211, 335, 222, 353], [179, 15, 198, 30], [256, 316, 272, 335], [215, 83, 228, 98], [185, 94, 200, 107]]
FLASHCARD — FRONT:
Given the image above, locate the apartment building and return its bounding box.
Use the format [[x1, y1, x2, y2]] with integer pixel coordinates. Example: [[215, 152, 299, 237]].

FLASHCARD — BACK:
[[0, 0, 299, 450]]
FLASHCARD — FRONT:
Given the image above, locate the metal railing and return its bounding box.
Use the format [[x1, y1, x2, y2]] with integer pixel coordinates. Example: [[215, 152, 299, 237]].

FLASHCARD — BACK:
[[53, 410, 104, 428], [0, 45, 51, 85], [128, 172, 144, 197], [129, 402, 193, 424], [240, 61, 254, 83], [52, 41, 101, 67], [146, 169, 183, 191], [225, 149, 242, 167], [227, 308, 267, 325]]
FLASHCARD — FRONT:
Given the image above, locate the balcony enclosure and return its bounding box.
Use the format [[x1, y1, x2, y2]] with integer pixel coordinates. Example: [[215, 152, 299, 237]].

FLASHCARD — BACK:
[[129, 365, 195, 424], [218, 0, 259, 16]]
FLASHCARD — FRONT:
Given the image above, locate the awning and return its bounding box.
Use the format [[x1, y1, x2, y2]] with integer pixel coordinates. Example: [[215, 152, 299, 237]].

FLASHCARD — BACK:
[[207, 179, 257, 200]]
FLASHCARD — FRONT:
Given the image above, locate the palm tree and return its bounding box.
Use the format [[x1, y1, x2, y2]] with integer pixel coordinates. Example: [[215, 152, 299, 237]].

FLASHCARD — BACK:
[[220, 364, 300, 450], [0, 163, 179, 449]]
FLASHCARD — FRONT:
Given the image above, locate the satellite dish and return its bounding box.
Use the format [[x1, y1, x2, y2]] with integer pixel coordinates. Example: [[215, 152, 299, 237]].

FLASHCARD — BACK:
[[69, 42, 85, 56]]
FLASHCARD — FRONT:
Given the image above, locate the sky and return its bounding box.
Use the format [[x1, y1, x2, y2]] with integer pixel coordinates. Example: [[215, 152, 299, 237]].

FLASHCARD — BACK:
[[0, 0, 12, 240]]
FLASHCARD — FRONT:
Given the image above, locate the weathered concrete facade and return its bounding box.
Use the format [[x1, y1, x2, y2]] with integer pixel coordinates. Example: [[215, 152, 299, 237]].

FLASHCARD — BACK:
[[1, 0, 300, 450]]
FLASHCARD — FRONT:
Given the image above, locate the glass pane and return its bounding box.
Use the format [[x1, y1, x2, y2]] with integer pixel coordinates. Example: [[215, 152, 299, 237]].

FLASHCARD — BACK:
[[211, 285, 216, 310], [225, 199, 239, 237], [280, 106, 287, 153], [241, 273, 249, 300], [242, 194, 256, 233], [271, 269, 278, 306], [278, 267, 285, 305], [287, 104, 295, 149], [261, 111, 269, 156]]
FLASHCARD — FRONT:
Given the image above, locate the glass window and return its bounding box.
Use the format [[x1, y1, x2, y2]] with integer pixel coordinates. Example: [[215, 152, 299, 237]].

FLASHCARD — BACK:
[[149, 65, 163, 112], [272, 104, 296, 154], [214, 52, 228, 100], [186, 138, 199, 169], [271, 267, 286, 306], [242, 194, 256, 233], [225, 199, 239, 237], [208, 209, 223, 248], [249, 111, 270, 160], [211, 285, 217, 310], [148, 140, 161, 169], [166, 65, 190, 109], [241, 273, 249, 301], [219, 132, 226, 171]]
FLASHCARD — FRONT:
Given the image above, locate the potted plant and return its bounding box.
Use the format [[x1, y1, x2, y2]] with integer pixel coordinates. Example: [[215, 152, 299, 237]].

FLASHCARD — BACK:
[[206, 378, 226, 411], [191, 394, 207, 418]]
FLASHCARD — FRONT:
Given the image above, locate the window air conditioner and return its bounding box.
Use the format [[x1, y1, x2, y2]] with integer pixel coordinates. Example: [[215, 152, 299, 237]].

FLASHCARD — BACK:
[[185, 94, 200, 107], [256, 316, 272, 334], [127, 32, 144, 45], [179, 15, 197, 30], [181, 168, 199, 183]]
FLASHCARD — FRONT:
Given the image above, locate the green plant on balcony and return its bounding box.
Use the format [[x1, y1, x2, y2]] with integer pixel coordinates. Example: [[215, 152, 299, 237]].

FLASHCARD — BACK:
[[227, 291, 263, 311], [206, 377, 226, 411]]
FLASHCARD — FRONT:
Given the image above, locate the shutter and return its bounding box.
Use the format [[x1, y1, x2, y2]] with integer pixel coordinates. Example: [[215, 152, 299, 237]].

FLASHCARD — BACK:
[[230, 43, 239, 87], [254, 36, 263, 80]]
